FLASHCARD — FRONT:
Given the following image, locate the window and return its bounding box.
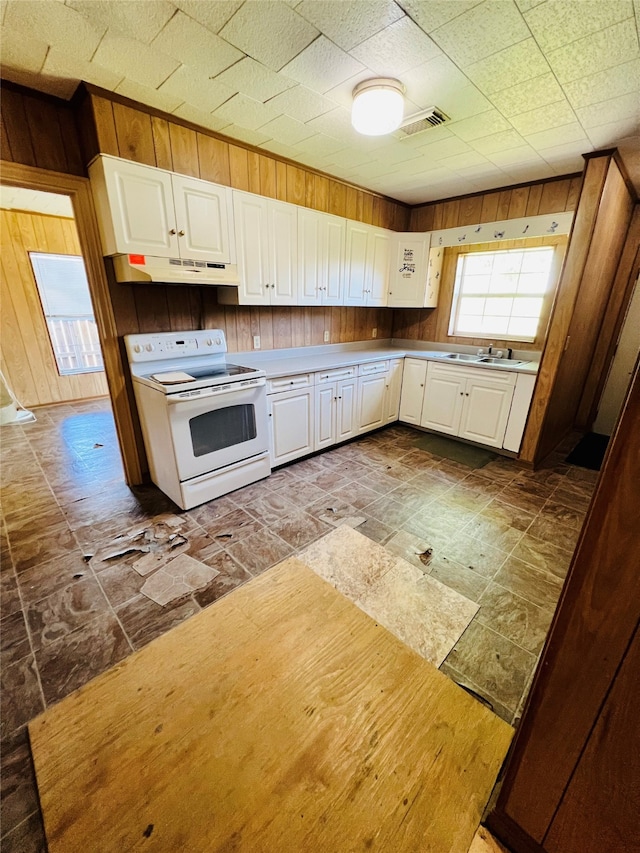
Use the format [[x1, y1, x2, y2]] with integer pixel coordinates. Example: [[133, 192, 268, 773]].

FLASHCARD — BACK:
[[29, 253, 104, 376], [449, 246, 555, 342]]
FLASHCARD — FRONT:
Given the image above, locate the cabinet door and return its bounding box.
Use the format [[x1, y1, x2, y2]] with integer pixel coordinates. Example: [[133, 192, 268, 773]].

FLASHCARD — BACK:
[[297, 208, 323, 305], [366, 227, 390, 306], [269, 200, 297, 305], [268, 388, 314, 467], [172, 175, 234, 263], [336, 377, 358, 441], [384, 359, 404, 423], [387, 235, 429, 308], [399, 358, 428, 425], [93, 157, 178, 257], [421, 365, 466, 435], [425, 246, 443, 307], [503, 373, 536, 452], [358, 373, 387, 434], [344, 222, 368, 305], [315, 384, 336, 450], [233, 192, 270, 304], [459, 375, 515, 448], [324, 214, 345, 305]]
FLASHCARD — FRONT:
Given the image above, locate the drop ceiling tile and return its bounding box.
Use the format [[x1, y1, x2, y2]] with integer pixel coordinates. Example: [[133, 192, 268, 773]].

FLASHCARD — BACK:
[[264, 85, 335, 123], [158, 66, 236, 113], [525, 124, 589, 151], [293, 133, 346, 158], [400, 54, 477, 111], [67, 0, 175, 44], [586, 117, 640, 148], [397, 1, 484, 33], [563, 59, 640, 109], [486, 145, 545, 167], [259, 139, 301, 159], [523, 0, 633, 53], [430, 0, 530, 67], [280, 36, 365, 94], [439, 150, 493, 170], [514, 0, 546, 11], [213, 93, 279, 131], [545, 19, 640, 84], [116, 79, 185, 114], [43, 46, 124, 93], [353, 160, 405, 180], [304, 106, 355, 138], [173, 0, 242, 34], [4, 0, 104, 62], [509, 100, 578, 137], [448, 109, 512, 141], [575, 92, 640, 129], [257, 114, 316, 145], [92, 33, 180, 89], [349, 15, 442, 75], [369, 143, 423, 165], [296, 0, 403, 51], [1, 63, 79, 99], [471, 129, 527, 155], [1, 27, 48, 73], [503, 163, 555, 184], [218, 1, 319, 72], [414, 135, 473, 160], [216, 123, 273, 147], [172, 103, 233, 134], [489, 73, 565, 117], [444, 85, 494, 122], [325, 147, 373, 169], [464, 39, 549, 94], [213, 57, 297, 103], [151, 11, 243, 76]]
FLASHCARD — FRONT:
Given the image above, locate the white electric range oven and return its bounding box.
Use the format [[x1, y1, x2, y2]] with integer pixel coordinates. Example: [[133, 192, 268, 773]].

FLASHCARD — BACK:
[[125, 329, 270, 510]]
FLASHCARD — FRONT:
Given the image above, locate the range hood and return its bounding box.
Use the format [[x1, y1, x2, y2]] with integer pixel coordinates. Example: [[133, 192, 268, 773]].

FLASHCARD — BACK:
[[112, 254, 239, 286]]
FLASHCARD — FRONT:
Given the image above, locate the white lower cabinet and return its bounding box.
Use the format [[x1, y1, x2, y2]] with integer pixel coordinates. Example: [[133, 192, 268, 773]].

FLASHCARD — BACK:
[[384, 359, 404, 423], [267, 374, 314, 467], [503, 373, 536, 452], [399, 358, 428, 425], [357, 365, 388, 434], [420, 363, 516, 449], [314, 367, 358, 450]]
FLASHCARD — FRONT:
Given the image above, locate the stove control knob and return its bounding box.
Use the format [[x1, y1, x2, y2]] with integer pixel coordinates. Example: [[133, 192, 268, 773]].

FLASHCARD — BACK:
[[205, 339, 213, 346], [215, 337, 222, 346], [145, 343, 155, 352], [133, 344, 143, 353]]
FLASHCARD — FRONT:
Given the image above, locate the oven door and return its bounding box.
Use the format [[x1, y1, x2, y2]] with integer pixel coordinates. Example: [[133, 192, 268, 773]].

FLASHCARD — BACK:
[[166, 382, 268, 481]]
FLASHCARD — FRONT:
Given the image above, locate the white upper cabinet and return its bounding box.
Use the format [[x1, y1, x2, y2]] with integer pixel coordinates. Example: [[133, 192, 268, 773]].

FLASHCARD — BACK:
[[344, 222, 390, 306], [231, 191, 298, 305], [89, 155, 235, 262], [298, 208, 345, 306], [387, 233, 441, 308]]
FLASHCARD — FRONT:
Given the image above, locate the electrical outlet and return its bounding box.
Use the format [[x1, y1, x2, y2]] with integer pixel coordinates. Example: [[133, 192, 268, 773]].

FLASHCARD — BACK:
[[323, 330, 330, 342], [372, 327, 377, 338], [253, 335, 261, 349]]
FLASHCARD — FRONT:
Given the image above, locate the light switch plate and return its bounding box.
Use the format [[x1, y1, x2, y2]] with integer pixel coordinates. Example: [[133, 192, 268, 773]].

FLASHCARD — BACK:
[[372, 328, 377, 338], [323, 330, 330, 342], [253, 335, 261, 349]]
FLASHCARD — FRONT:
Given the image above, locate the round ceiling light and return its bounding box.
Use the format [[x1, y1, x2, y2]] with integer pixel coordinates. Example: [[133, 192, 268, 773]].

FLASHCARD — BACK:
[[351, 78, 405, 136]]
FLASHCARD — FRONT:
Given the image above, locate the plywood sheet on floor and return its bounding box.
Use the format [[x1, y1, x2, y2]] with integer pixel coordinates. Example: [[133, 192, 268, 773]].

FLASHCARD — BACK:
[[30, 558, 512, 853], [298, 525, 479, 665]]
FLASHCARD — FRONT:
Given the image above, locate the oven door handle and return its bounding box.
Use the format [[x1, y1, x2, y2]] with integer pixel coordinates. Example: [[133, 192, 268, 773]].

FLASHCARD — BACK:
[[166, 382, 264, 405]]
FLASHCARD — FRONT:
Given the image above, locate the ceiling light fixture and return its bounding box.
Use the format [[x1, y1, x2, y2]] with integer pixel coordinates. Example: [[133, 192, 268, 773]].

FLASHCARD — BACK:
[[351, 78, 405, 136]]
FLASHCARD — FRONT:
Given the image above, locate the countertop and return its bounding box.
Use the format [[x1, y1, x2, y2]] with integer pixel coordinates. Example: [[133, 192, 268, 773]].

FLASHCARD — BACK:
[[233, 340, 540, 381]]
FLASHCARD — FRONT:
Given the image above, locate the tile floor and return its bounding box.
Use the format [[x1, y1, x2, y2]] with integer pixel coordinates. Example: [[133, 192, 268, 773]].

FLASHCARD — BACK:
[[0, 398, 598, 851]]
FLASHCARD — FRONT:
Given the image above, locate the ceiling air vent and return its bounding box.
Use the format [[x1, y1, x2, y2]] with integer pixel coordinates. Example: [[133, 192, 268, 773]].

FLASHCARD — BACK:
[[398, 106, 450, 137]]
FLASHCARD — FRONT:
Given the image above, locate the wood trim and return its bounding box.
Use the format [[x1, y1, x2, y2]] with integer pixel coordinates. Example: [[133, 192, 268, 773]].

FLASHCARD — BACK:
[[491, 356, 640, 843], [485, 811, 546, 853], [0, 160, 141, 484]]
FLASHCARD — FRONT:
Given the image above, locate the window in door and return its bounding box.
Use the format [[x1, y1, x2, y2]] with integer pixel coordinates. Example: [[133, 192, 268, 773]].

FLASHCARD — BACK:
[[449, 246, 556, 342], [29, 252, 104, 375]]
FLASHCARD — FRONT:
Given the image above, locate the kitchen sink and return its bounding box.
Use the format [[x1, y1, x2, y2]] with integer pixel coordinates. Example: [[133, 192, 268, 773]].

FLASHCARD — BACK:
[[478, 357, 524, 365], [442, 353, 480, 361]]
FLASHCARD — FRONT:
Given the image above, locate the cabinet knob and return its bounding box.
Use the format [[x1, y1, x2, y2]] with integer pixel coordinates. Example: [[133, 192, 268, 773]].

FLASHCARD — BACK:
[[169, 228, 176, 235], [460, 392, 463, 396], [465, 392, 469, 396], [264, 284, 269, 289], [178, 230, 185, 236], [420, 384, 424, 387]]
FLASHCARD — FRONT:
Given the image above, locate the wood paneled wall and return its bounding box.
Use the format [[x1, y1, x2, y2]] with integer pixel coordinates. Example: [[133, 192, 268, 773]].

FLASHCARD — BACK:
[[0, 82, 84, 176], [77, 87, 410, 352], [0, 208, 109, 406], [521, 154, 636, 464], [392, 235, 567, 352]]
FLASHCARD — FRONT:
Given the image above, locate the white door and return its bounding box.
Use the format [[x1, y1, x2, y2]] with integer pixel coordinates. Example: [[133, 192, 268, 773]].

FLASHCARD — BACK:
[[459, 377, 514, 448], [594, 274, 640, 435], [399, 358, 427, 425], [325, 215, 345, 305], [172, 175, 234, 263], [269, 200, 298, 305], [315, 384, 336, 450], [336, 376, 358, 441], [268, 388, 314, 467], [233, 192, 270, 304], [366, 227, 390, 306], [297, 208, 323, 305], [100, 157, 178, 257], [358, 373, 387, 433], [384, 359, 404, 423], [421, 366, 466, 435], [344, 222, 368, 305]]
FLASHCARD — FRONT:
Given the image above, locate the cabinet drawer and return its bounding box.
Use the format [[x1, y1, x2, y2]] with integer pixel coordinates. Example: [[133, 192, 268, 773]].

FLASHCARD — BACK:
[[358, 360, 389, 376], [316, 366, 356, 384], [267, 373, 313, 393], [428, 362, 517, 386]]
